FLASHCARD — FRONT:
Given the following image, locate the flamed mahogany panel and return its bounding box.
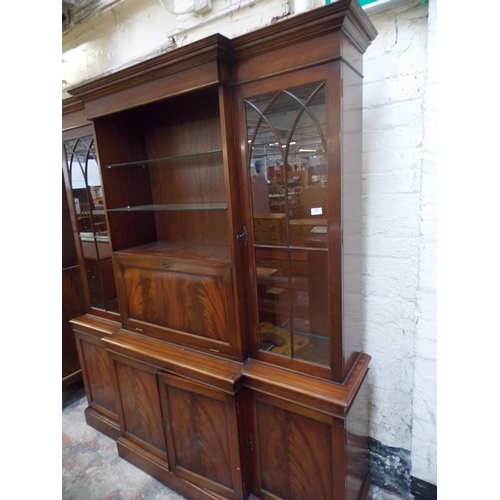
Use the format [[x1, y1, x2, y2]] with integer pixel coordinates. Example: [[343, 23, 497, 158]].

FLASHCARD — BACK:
[[161, 377, 233, 491], [115, 361, 166, 456], [255, 399, 332, 500], [80, 340, 117, 415], [123, 266, 229, 342]]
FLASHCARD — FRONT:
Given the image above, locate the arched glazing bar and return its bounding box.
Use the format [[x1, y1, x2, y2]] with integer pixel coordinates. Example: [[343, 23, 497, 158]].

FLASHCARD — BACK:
[[281, 82, 327, 162], [64, 135, 116, 312], [245, 92, 286, 161], [244, 81, 330, 367]]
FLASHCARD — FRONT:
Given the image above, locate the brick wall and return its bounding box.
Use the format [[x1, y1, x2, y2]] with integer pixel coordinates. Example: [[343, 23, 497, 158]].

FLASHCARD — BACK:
[[411, 0, 436, 486], [362, 0, 436, 488]]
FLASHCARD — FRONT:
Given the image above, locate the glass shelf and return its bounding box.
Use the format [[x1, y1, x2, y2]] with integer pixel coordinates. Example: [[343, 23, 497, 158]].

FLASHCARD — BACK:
[[253, 243, 328, 252], [107, 203, 228, 212], [105, 149, 223, 169], [80, 234, 110, 243]]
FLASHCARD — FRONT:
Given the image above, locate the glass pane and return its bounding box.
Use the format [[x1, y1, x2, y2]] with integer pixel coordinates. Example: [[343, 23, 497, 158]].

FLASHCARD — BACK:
[[286, 84, 327, 230], [246, 82, 330, 367], [247, 90, 303, 219], [64, 135, 118, 313], [289, 248, 329, 365], [256, 247, 291, 356]]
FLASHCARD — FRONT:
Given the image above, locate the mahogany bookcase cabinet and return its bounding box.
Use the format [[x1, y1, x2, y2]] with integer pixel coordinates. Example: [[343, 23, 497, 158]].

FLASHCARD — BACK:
[[63, 2, 377, 499]]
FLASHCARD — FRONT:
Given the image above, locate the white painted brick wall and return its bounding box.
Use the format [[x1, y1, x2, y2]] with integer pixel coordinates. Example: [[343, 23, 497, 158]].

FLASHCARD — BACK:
[[62, 0, 437, 488], [362, 0, 436, 487], [410, 0, 436, 485]]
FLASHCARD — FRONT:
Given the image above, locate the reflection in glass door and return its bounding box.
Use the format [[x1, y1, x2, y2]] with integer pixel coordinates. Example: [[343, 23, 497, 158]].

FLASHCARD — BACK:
[[245, 82, 330, 367], [63, 135, 119, 313]]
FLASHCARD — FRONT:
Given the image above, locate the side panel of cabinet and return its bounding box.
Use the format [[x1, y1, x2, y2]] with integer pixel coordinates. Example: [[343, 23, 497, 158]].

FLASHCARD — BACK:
[[247, 390, 347, 500], [340, 62, 365, 379], [346, 376, 370, 500], [158, 373, 244, 499], [109, 353, 168, 464], [74, 328, 120, 439]]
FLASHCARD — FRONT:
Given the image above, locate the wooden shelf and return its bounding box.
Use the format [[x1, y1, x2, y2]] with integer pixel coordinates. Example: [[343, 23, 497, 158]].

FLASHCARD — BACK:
[[116, 241, 232, 265]]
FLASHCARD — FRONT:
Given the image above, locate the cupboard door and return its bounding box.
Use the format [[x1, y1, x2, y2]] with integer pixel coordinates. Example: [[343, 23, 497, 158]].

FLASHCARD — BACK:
[[248, 391, 343, 500], [75, 330, 118, 422], [236, 67, 342, 381], [111, 354, 168, 464], [158, 373, 244, 499]]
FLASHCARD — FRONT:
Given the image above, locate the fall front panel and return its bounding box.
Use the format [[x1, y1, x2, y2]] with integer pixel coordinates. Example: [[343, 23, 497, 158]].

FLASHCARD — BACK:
[[114, 251, 237, 354]]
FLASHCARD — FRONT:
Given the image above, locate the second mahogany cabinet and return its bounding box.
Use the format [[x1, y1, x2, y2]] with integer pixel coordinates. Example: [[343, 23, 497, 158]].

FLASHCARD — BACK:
[[66, 1, 377, 499]]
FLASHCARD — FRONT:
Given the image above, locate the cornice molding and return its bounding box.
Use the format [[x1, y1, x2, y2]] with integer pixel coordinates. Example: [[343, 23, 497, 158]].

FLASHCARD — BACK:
[[62, 95, 85, 115], [67, 34, 232, 104], [232, 0, 377, 60]]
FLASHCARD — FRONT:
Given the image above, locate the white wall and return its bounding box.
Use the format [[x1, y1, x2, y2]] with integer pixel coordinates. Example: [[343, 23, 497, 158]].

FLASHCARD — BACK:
[[62, 0, 437, 488], [362, 0, 436, 486], [412, 0, 436, 485]]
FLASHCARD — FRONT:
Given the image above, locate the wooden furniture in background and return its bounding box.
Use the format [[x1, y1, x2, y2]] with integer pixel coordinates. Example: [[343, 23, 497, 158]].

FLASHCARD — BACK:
[[62, 172, 86, 386], [65, 1, 377, 498], [62, 104, 122, 433]]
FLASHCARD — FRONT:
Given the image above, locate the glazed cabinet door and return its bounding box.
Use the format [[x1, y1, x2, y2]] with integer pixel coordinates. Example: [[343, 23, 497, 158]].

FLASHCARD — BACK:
[[236, 61, 367, 383], [235, 64, 343, 381], [62, 128, 119, 315], [158, 373, 244, 500]]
